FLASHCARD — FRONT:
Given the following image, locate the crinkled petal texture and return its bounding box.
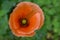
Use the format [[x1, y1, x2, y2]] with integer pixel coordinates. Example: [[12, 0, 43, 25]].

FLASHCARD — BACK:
[[9, 2, 44, 37]]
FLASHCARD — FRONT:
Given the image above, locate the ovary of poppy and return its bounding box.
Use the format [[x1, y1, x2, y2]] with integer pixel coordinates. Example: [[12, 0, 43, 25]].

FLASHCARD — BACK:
[[9, 2, 44, 37]]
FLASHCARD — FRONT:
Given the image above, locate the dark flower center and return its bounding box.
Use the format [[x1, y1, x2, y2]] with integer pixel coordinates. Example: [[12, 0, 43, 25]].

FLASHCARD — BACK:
[[19, 18, 29, 27]]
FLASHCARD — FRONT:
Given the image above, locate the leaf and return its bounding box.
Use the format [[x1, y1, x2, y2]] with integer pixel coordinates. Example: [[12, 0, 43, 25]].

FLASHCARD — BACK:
[[0, 0, 16, 17], [0, 15, 8, 35], [0, 10, 8, 17], [52, 16, 60, 33]]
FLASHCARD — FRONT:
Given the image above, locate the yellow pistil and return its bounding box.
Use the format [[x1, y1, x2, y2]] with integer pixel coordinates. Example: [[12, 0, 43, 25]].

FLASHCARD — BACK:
[[22, 19, 27, 25]]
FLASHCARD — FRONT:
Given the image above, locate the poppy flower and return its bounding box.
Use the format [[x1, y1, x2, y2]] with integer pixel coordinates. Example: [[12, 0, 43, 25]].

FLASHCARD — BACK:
[[9, 2, 44, 37]]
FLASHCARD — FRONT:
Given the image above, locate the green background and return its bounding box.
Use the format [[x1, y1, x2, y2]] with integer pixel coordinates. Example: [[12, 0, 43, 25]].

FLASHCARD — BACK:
[[0, 0, 60, 40]]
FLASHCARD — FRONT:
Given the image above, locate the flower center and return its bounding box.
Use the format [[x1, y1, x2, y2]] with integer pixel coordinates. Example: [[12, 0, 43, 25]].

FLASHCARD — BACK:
[[20, 18, 29, 26], [21, 19, 27, 25]]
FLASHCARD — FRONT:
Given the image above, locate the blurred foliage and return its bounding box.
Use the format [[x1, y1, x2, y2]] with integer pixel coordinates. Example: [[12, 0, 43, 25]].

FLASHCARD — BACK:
[[0, 0, 60, 40]]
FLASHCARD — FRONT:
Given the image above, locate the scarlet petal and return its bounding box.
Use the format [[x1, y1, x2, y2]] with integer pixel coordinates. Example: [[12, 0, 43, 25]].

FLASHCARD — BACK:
[[12, 30, 35, 37]]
